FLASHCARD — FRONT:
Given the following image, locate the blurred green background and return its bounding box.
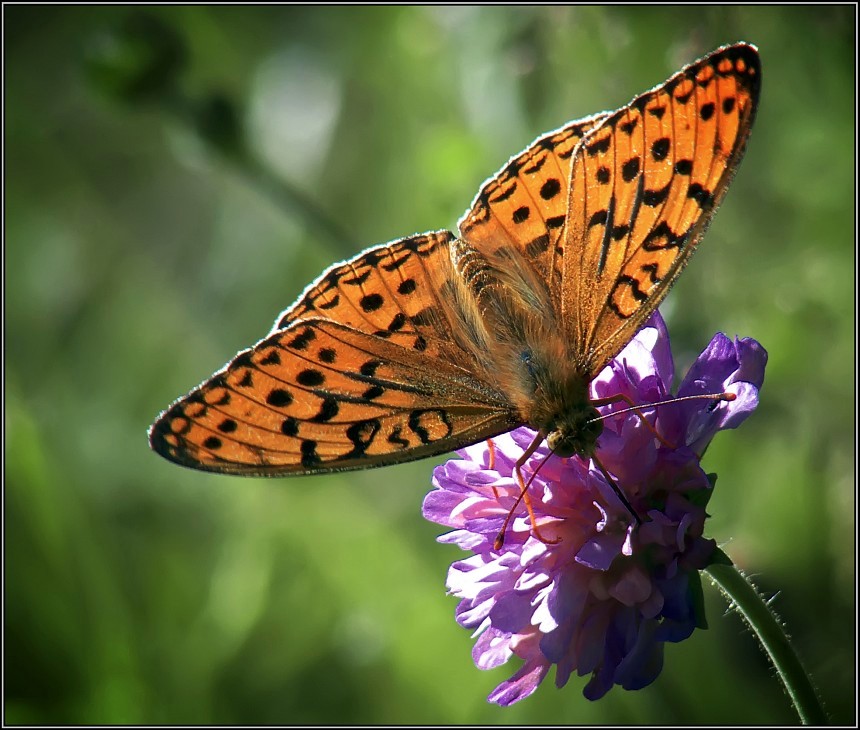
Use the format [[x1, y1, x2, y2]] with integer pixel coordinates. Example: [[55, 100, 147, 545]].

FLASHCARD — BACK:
[[5, 6, 854, 725]]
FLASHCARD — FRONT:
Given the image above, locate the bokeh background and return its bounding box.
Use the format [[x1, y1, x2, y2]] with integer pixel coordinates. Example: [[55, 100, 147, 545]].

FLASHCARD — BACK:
[[5, 5, 855, 725]]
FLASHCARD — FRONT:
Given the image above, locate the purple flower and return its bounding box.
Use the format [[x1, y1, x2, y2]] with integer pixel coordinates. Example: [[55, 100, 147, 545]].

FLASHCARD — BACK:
[[422, 312, 767, 705]]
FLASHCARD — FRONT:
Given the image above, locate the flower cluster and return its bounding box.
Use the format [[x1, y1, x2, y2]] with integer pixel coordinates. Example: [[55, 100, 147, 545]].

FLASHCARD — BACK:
[[422, 313, 767, 705]]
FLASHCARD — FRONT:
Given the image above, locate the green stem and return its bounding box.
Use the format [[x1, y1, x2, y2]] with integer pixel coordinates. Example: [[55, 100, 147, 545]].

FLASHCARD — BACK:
[[704, 548, 828, 725]]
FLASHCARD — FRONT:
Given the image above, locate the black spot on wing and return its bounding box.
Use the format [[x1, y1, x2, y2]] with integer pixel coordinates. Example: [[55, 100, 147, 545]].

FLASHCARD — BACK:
[[300, 440, 321, 468], [297, 369, 325, 387], [342, 269, 372, 286], [287, 327, 316, 350], [675, 88, 693, 104], [619, 117, 638, 135], [488, 182, 517, 204], [318, 348, 337, 364], [611, 224, 629, 241], [651, 137, 671, 162], [317, 295, 340, 311], [217, 419, 237, 433], [310, 397, 339, 423], [360, 293, 384, 312], [387, 426, 409, 449], [687, 182, 714, 209], [386, 313, 405, 332], [203, 436, 222, 450], [267, 389, 293, 407], [525, 234, 550, 257], [408, 409, 453, 444], [362, 385, 385, 400], [360, 360, 381, 377], [642, 182, 671, 207], [540, 178, 561, 200], [674, 159, 693, 176], [621, 158, 640, 182], [512, 206, 530, 224], [596, 195, 616, 275], [586, 135, 611, 157], [281, 417, 299, 436], [589, 209, 608, 228], [643, 221, 685, 251]]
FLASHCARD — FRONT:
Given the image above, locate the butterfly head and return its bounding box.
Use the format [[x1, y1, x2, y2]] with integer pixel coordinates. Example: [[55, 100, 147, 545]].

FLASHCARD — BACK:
[[545, 403, 603, 459]]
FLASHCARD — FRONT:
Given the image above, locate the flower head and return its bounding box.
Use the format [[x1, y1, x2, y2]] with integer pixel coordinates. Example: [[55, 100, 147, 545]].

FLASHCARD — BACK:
[[422, 312, 767, 705]]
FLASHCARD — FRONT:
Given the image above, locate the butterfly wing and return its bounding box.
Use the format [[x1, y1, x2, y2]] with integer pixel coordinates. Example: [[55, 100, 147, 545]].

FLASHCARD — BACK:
[[149, 231, 520, 475], [561, 43, 760, 376], [458, 113, 609, 304], [273, 230, 460, 362]]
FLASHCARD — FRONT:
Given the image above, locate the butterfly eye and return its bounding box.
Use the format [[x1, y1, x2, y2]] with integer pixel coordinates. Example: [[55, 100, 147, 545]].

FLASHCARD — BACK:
[[547, 431, 577, 458]]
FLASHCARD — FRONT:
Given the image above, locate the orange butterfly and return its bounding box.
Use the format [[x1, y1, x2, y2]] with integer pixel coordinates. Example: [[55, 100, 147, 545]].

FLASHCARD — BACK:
[[150, 44, 760, 493]]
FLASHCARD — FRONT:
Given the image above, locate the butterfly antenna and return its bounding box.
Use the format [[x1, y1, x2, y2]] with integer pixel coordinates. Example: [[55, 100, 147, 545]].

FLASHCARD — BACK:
[[588, 391, 735, 450], [591, 454, 642, 526], [591, 391, 735, 424]]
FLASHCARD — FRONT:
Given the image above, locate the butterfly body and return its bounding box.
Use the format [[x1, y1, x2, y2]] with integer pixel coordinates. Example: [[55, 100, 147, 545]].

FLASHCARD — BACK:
[[150, 44, 760, 477], [438, 234, 605, 457]]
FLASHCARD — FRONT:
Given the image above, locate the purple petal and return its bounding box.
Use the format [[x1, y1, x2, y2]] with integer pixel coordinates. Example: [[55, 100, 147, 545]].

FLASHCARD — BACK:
[[473, 624, 514, 669], [615, 620, 665, 691], [729, 336, 768, 389], [576, 532, 625, 571], [488, 660, 549, 706], [489, 592, 535, 633]]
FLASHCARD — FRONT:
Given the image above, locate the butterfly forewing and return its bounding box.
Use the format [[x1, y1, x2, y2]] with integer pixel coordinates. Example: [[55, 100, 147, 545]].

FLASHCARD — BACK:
[[561, 43, 760, 376]]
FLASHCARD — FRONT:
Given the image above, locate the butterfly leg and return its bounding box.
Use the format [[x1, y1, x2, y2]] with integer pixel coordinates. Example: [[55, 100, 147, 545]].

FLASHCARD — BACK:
[[493, 431, 560, 551], [486, 438, 501, 500], [486, 438, 496, 471], [591, 452, 642, 526]]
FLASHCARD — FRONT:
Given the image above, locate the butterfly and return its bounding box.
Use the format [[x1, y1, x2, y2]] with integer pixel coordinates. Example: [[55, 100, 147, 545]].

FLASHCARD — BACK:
[[149, 43, 760, 496]]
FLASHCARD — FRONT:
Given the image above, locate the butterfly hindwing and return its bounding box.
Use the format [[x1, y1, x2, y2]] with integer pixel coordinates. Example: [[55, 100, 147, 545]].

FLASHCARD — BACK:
[[458, 114, 609, 304], [561, 44, 760, 376]]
